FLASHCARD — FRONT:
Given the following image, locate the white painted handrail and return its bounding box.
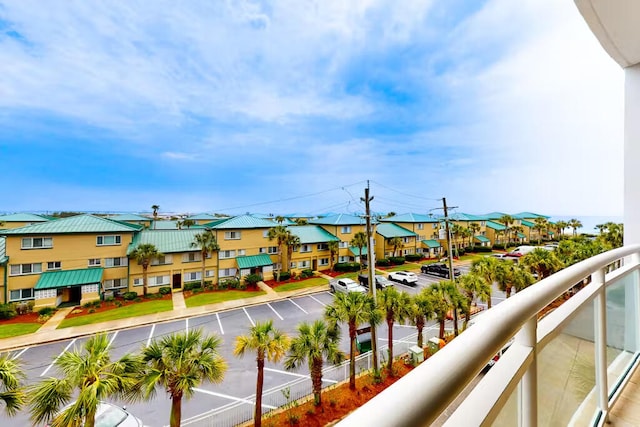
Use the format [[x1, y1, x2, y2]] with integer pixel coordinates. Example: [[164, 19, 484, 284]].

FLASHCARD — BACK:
[[338, 244, 640, 427]]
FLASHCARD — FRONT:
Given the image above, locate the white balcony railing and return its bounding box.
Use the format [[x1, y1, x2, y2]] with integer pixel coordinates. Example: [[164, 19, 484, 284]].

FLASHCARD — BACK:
[[339, 244, 640, 427]]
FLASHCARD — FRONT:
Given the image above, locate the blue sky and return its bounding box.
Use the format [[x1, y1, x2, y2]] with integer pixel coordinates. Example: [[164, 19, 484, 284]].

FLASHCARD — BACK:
[[0, 0, 624, 218]]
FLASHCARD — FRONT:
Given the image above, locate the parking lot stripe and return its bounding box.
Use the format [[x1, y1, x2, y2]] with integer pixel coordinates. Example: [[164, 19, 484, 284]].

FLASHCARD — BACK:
[[11, 347, 29, 360], [243, 307, 255, 327], [108, 331, 118, 348], [266, 303, 284, 320], [41, 338, 76, 377], [288, 298, 308, 314], [216, 312, 224, 335], [308, 295, 327, 307], [186, 318, 189, 333], [193, 388, 276, 409], [263, 367, 337, 383], [146, 324, 156, 347]]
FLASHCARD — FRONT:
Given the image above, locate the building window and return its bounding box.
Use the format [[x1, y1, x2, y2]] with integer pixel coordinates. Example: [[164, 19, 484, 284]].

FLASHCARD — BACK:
[[290, 262, 296, 269], [47, 261, 62, 270], [185, 271, 202, 282], [88, 258, 101, 267], [338, 256, 349, 263], [300, 244, 312, 253], [82, 284, 99, 294], [298, 260, 310, 268], [182, 253, 202, 263], [10, 288, 34, 301], [237, 249, 246, 256], [317, 243, 329, 251], [10, 263, 42, 276], [105, 257, 128, 268], [219, 250, 236, 259], [340, 226, 352, 234], [104, 278, 127, 289], [417, 224, 424, 230], [219, 268, 237, 278], [339, 241, 348, 249], [21, 237, 53, 249], [35, 289, 56, 299], [224, 231, 241, 240], [403, 237, 411, 243], [151, 255, 173, 265], [137, 275, 171, 287], [260, 246, 278, 254], [205, 270, 215, 278], [319, 258, 329, 266], [96, 235, 121, 246]]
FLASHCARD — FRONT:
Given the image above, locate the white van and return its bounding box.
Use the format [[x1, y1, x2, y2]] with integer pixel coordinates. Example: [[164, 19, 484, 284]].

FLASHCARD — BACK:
[[506, 245, 536, 257]]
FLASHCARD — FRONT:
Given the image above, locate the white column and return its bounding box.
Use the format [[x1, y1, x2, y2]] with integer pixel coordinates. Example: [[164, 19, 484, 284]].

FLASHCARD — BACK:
[[625, 64, 640, 244]]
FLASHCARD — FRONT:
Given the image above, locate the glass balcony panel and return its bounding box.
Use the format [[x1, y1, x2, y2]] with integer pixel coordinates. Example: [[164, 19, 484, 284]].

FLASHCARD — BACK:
[[490, 386, 517, 427], [537, 302, 597, 426]]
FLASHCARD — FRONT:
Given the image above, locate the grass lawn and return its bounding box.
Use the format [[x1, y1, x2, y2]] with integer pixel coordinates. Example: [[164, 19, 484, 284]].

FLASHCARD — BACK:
[[274, 277, 328, 292], [382, 264, 421, 273], [185, 290, 266, 308], [58, 299, 173, 328], [0, 323, 41, 339], [335, 272, 359, 280]]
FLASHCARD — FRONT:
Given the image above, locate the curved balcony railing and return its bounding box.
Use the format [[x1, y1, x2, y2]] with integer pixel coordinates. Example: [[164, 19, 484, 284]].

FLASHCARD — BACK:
[[339, 244, 640, 427]]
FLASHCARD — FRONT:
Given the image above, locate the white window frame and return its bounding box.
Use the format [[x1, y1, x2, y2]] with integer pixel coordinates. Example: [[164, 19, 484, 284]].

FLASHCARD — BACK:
[[182, 252, 202, 263], [96, 235, 122, 246], [340, 226, 352, 234], [219, 250, 236, 259], [104, 278, 127, 289], [224, 231, 241, 240], [319, 258, 329, 266], [151, 254, 173, 265], [338, 256, 349, 263], [21, 237, 53, 249], [298, 260, 310, 268], [339, 241, 349, 249], [219, 268, 237, 278], [185, 271, 202, 282], [10, 288, 34, 301], [300, 244, 312, 253], [149, 275, 170, 287], [417, 223, 424, 230], [88, 258, 101, 267], [10, 263, 42, 276], [317, 243, 329, 251], [205, 269, 215, 278], [105, 257, 128, 268], [47, 261, 62, 270]]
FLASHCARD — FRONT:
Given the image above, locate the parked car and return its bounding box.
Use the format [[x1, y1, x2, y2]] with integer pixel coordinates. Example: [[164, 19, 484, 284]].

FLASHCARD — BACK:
[[329, 278, 367, 294], [47, 401, 143, 427], [420, 263, 461, 279], [358, 274, 393, 290], [388, 271, 418, 285], [505, 245, 536, 257]]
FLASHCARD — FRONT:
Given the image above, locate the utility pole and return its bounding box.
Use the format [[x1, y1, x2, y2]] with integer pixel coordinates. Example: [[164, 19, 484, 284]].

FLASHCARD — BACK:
[[362, 181, 379, 376], [442, 197, 456, 283]]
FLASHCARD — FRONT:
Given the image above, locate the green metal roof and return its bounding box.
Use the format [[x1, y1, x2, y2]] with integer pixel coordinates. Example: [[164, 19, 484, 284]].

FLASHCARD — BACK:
[[517, 232, 526, 238], [376, 223, 416, 238], [521, 220, 535, 227], [128, 229, 204, 255], [486, 221, 506, 231], [449, 213, 487, 221], [474, 235, 491, 243], [150, 220, 205, 230], [35, 268, 104, 290], [208, 215, 277, 230], [289, 225, 340, 244], [236, 254, 274, 269], [109, 213, 150, 222], [480, 212, 508, 220], [0, 213, 50, 223], [512, 212, 550, 220], [1, 214, 139, 235], [349, 246, 368, 256], [378, 213, 437, 223], [186, 213, 218, 220], [309, 213, 367, 226], [421, 239, 441, 248]]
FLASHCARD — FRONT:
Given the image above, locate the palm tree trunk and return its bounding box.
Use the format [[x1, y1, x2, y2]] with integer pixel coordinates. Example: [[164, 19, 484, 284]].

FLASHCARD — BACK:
[[453, 307, 459, 336], [349, 323, 356, 390], [170, 394, 183, 427], [311, 358, 323, 406], [439, 318, 445, 340], [85, 407, 97, 427], [201, 252, 206, 289], [143, 266, 148, 296], [255, 356, 264, 427], [387, 317, 394, 376], [417, 318, 424, 348]]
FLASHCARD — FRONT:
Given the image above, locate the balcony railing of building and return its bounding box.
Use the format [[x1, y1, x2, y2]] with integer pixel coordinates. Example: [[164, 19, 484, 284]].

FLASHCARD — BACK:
[[339, 244, 640, 427]]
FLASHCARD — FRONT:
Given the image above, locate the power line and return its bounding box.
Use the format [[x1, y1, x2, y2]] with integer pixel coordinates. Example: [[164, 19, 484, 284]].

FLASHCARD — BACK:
[[370, 180, 442, 202]]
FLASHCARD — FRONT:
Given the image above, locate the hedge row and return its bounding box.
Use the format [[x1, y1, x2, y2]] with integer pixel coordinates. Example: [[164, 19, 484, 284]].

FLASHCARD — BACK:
[[334, 262, 361, 272]]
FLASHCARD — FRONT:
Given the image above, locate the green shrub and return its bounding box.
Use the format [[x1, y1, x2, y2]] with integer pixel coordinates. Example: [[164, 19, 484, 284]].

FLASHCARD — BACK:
[[238, 282, 247, 290], [300, 269, 314, 278], [193, 288, 203, 294], [334, 262, 360, 272], [88, 308, 96, 314], [221, 278, 240, 289], [184, 281, 202, 291], [115, 301, 123, 308], [469, 246, 492, 253], [83, 301, 99, 309], [405, 254, 422, 262], [244, 273, 263, 287], [123, 291, 138, 301], [389, 256, 406, 265], [492, 244, 506, 250], [159, 286, 172, 295], [0, 304, 17, 320], [278, 272, 291, 281], [37, 306, 57, 316], [457, 248, 466, 256], [134, 297, 142, 303], [104, 296, 115, 303], [377, 258, 391, 267], [38, 314, 52, 323]]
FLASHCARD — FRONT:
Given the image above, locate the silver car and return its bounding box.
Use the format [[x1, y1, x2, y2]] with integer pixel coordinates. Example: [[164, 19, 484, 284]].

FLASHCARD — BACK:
[[48, 401, 143, 427]]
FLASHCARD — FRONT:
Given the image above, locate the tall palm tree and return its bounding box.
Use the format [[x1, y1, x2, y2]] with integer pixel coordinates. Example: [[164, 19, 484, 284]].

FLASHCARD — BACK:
[[234, 320, 290, 427], [458, 273, 492, 327], [521, 248, 563, 280], [29, 334, 142, 427], [425, 282, 454, 340], [556, 220, 569, 238], [267, 225, 288, 280], [410, 289, 434, 348], [471, 257, 498, 309], [191, 231, 220, 289], [327, 240, 340, 271], [461, 227, 473, 249], [137, 329, 227, 427], [130, 243, 163, 296], [182, 219, 196, 229], [285, 232, 301, 272], [511, 264, 536, 294], [469, 223, 481, 249], [568, 218, 583, 237], [325, 292, 378, 390], [350, 231, 368, 271], [388, 236, 404, 257], [494, 260, 515, 298], [151, 205, 160, 229], [533, 217, 549, 243], [284, 320, 344, 406], [377, 287, 412, 375], [511, 225, 524, 243], [0, 353, 25, 416], [499, 215, 514, 246]]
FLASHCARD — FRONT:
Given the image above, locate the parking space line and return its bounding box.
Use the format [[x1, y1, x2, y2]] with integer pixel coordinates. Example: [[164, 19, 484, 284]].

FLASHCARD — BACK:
[[11, 347, 29, 360], [146, 324, 156, 347], [288, 298, 308, 314], [108, 331, 118, 348], [264, 367, 337, 383], [41, 339, 76, 377], [216, 313, 224, 335], [396, 324, 415, 329], [308, 295, 327, 307], [266, 303, 283, 320], [243, 307, 255, 327], [186, 318, 189, 333], [194, 388, 276, 409]]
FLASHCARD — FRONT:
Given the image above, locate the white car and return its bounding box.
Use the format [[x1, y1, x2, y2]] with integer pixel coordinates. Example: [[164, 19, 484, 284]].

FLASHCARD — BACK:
[[330, 278, 367, 294], [388, 271, 419, 285], [47, 401, 143, 427]]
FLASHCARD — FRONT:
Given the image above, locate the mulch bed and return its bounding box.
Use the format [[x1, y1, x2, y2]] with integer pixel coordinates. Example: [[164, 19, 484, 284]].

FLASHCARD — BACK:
[[0, 312, 41, 325], [65, 293, 172, 318]]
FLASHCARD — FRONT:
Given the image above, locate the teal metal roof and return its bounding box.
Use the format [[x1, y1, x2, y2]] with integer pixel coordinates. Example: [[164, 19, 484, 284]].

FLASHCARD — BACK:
[[236, 254, 273, 269], [310, 213, 367, 226], [186, 213, 218, 220], [521, 220, 535, 228], [35, 268, 104, 290], [480, 212, 508, 220], [517, 232, 526, 238], [376, 223, 416, 238], [1, 214, 139, 235], [289, 225, 340, 244], [349, 246, 368, 256], [449, 213, 487, 221], [474, 235, 491, 243], [109, 213, 150, 222], [486, 221, 506, 231], [0, 213, 49, 223], [512, 212, 550, 220], [379, 213, 438, 223], [151, 220, 205, 230], [208, 215, 278, 230], [128, 229, 204, 255], [421, 239, 441, 248]]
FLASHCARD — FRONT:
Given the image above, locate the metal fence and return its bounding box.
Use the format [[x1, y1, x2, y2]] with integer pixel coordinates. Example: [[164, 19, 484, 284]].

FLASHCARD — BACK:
[[181, 332, 420, 427]]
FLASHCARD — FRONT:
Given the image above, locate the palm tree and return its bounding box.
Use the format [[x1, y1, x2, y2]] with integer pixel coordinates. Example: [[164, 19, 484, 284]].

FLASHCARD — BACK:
[[568, 218, 583, 237], [151, 205, 160, 229], [284, 320, 344, 406], [327, 240, 340, 271], [350, 231, 368, 271], [377, 287, 413, 375], [556, 220, 569, 238], [425, 282, 454, 340], [511, 225, 524, 243], [461, 227, 473, 249], [0, 353, 25, 416], [130, 243, 163, 296], [234, 320, 290, 427], [294, 218, 308, 225], [511, 264, 536, 294], [410, 289, 434, 348], [494, 260, 515, 298], [191, 231, 220, 289], [325, 292, 377, 390], [470, 256, 498, 309], [388, 236, 404, 257], [267, 225, 288, 280], [458, 273, 492, 327], [499, 215, 514, 246], [521, 248, 563, 280], [285, 232, 301, 273], [275, 215, 285, 224], [183, 219, 196, 229], [469, 223, 481, 249], [29, 334, 142, 427], [137, 329, 226, 427]]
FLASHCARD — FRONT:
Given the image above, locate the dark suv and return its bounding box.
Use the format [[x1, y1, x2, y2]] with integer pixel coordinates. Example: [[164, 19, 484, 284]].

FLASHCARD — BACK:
[[421, 263, 461, 278]]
